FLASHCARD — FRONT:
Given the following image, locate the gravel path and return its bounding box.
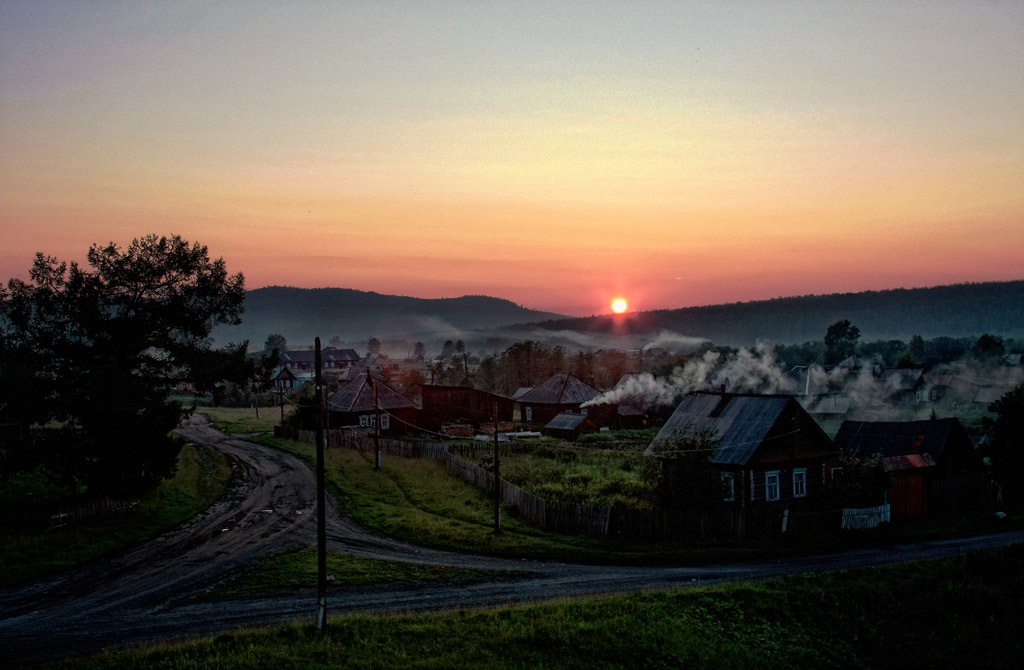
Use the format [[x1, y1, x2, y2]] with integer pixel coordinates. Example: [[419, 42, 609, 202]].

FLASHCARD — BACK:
[[2, 416, 1021, 665]]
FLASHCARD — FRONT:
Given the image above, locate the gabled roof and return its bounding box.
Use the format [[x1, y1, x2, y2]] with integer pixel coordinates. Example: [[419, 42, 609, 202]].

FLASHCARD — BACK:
[[328, 373, 417, 413], [275, 367, 297, 380], [648, 391, 797, 466], [516, 373, 600, 405], [879, 368, 924, 391], [810, 395, 852, 415], [280, 348, 361, 365], [325, 348, 361, 362], [512, 387, 533, 400], [833, 418, 968, 464]]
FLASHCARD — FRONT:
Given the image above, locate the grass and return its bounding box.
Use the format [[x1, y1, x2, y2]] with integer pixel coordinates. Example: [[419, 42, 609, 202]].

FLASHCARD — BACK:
[[43, 544, 1024, 669], [194, 405, 281, 435], [476, 442, 652, 508], [0, 443, 233, 587], [201, 547, 531, 601]]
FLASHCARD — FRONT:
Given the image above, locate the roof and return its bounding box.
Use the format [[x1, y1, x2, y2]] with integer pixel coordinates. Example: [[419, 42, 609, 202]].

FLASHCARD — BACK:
[[516, 373, 600, 405], [648, 391, 795, 466], [879, 368, 924, 391], [512, 387, 533, 400], [328, 373, 417, 413], [974, 387, 1009, 405], [544, 413, 593, 430], [280, 348, 361, 365], [833, 418, 967, 463], [883, 453, 937, 471]]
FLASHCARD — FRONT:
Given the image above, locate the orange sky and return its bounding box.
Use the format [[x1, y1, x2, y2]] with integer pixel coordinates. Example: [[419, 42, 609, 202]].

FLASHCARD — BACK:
[[2, 2, 1022, 316]]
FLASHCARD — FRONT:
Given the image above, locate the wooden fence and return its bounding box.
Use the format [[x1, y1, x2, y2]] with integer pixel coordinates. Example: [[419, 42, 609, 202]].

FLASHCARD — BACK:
[[273, 426, 840, 540]]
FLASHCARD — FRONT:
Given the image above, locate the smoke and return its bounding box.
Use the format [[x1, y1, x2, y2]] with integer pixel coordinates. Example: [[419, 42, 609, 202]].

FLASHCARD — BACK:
[[642, 330, 710, 353], [583, 341, 798, 408]]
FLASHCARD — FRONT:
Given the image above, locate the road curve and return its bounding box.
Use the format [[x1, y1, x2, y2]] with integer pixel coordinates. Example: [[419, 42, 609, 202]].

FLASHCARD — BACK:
[[2, 417, 1022, 665]]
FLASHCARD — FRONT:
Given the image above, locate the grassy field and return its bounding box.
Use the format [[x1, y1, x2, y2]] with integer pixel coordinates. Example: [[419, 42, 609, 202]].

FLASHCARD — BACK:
[[475, 441, 652, 508], [0, 444, 233, 587], [44, 544, 1024, 669], [193, 405, 281, 435], [202, 548, 531, 601]]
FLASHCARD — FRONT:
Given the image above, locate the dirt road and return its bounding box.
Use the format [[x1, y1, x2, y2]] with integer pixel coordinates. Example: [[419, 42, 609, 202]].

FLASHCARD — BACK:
[[2, 416, 1022, 665]]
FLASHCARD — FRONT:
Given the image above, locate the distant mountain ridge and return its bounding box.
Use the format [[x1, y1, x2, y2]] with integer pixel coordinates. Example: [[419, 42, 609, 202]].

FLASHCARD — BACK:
[[518, 280, 1024, 346], [211, 286, 567, 347]]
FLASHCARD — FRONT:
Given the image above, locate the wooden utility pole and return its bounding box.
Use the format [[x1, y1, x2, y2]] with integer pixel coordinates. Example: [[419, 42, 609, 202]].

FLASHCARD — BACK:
[[314, 338, 327, 631], [372, 375, 382, 469], [493, 401, 501, 534]]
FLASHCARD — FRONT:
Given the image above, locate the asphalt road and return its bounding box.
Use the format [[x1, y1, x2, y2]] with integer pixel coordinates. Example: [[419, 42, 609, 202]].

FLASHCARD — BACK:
[[2, 416, 1022, 665]]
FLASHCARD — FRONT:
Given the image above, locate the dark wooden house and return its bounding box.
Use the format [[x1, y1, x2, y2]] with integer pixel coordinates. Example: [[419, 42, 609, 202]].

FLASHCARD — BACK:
[[515, 373, 607, 426], [280, 348, 361, 371], [833, 418, 986, 514], [646, 391, 839, 509], [327, 373, 418, 434], [420, 385, 515, 431]]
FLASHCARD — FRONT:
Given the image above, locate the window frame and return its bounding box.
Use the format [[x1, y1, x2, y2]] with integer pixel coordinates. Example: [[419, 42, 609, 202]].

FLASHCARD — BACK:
[[792, 468, 807, 498], [765, 470, 781, 502]]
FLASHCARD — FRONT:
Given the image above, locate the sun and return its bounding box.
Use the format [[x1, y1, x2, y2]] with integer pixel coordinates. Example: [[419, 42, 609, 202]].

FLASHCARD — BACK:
[[611, 298, 628, 314]]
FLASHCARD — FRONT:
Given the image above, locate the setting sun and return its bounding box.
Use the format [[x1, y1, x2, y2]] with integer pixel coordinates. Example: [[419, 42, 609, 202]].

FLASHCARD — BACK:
[[611, 298, 628, 314]]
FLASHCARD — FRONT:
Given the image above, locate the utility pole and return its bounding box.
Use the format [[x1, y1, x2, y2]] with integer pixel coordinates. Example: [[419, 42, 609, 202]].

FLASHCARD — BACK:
[[493, 401, 501, 534], [371, 374, 382, 470], [314, 338, 327, 631]]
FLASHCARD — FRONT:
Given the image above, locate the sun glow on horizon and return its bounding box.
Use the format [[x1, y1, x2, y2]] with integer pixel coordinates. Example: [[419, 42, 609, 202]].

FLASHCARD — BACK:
[[611, 298, 628, 314]]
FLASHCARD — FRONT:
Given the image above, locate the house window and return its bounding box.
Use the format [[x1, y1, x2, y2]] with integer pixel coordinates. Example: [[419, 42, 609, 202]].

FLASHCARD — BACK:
[[381, 413, 390, 430], [525, 407, 533, 422], [359, 415, 369, 427], [565, 409, 573, 414], [915, 389, 923, 402], [831, 466, 844, 481], [721, 473, 735, 502], [793, 468, 807, 498], [581, 408, 588, 415], [765, 471, 780, 501]]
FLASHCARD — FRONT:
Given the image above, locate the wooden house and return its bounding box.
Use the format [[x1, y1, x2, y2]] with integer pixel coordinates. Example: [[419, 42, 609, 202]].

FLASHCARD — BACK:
[[280, 348, 361, 371], [419, 385, 514, 431], [327, 372, 418, 434], [515, 373, 606, 426], [645, 391, 839, 509], [833, 418, 985, 515]]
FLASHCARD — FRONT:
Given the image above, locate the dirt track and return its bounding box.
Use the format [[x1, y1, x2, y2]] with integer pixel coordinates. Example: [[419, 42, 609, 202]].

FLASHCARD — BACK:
[[2, 416, 1022, 665]]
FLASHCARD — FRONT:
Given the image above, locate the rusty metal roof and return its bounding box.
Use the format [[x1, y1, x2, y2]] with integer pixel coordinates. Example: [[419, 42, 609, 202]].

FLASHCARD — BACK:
[[649, 392, 794, 466], [516, 373, 600, 405], [328, 372, 417, 413], [883, 453, 937, 471]]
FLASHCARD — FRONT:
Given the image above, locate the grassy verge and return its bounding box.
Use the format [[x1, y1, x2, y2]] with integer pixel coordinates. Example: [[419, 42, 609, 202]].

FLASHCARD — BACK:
[[202, 548, 531, 601], [0, 444, 233, 587], [45, 544, 1024, 669], [194, 406, 280, 435]]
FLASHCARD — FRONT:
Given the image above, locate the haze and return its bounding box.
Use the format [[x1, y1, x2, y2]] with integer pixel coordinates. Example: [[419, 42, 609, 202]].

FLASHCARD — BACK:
[[2, 1, 1022, 316]]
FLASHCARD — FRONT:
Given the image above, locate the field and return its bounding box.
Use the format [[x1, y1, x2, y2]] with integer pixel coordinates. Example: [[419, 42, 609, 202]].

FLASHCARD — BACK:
[[0, 443, 233, 586], [43, 544, 1024, 669]]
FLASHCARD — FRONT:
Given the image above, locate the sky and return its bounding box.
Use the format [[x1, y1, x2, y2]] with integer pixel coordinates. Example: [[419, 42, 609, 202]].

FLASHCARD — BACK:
[[1, 1, 1022, 317]]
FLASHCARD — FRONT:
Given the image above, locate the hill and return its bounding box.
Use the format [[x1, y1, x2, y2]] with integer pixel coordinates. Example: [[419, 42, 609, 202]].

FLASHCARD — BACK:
[[211, 286, 566, 348], [516, 280, 1024, 347]]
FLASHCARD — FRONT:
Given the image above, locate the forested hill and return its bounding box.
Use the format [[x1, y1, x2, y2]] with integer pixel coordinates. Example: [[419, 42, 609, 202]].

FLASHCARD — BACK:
[[518, 281, 1024, 347], [211, 286, 566, 347]]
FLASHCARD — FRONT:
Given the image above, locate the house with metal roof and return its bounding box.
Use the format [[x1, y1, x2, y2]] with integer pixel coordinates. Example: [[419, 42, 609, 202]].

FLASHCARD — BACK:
[[327, 372, 418, 434], [544, 412, 601, 440], [646, 391, 839, 509], [515, 373, 606, 426], [833, 418, 986, 514]]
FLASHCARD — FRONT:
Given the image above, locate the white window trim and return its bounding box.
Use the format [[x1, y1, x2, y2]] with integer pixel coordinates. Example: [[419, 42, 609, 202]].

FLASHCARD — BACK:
[[525, 406, 533, 422], [359, 414, 369, 427], [381, 413, 390, 430], [581, 408, 588, 415], [793, 468, 807, 498], [765, 470, 781, 502], [721, 472, 735, 502]]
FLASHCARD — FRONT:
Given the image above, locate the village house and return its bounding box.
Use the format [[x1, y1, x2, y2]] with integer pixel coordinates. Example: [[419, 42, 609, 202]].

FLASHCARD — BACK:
[[833, 417, 986, 516], [279, 348, 361, 371], [543, 412, 602, 440], [327, 372, 418, 435], [646, 391, 840, 510], [419, 384, 515, 432], [515, 373, 610, 426]]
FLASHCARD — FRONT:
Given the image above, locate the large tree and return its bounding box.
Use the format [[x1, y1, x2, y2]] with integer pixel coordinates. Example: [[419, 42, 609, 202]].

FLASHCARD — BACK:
[[824, 319, 861, 365], [983, 385, 1024, 506], [0, 235, 246, 497]]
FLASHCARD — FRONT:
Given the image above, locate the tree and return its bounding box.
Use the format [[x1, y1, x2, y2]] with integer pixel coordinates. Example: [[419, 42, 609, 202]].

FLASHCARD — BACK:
[[642, 428, 725, 510], [264, 333, 287, 355], [412, 341, 426, 361], [971, 333, 1005, 365], [440, 340, 455, 359], [367, 337, 382, 356], [983, 385, 1024, 506], [0, 235, 246, 497], [824, 319, 860, 365]]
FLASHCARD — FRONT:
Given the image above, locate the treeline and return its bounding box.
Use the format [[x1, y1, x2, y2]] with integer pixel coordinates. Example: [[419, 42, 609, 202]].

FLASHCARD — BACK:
[[525, 281, 1024, 346]]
